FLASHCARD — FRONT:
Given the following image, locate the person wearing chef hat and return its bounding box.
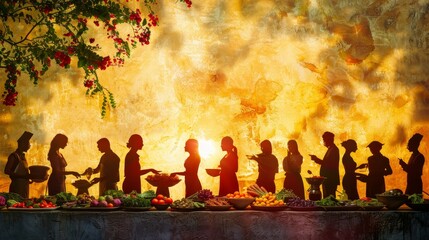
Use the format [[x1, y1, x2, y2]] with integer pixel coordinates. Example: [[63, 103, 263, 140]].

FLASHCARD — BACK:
[[360, 141, 392, 198], [4, 131, 33, 198], [399, 133, 425, 195]]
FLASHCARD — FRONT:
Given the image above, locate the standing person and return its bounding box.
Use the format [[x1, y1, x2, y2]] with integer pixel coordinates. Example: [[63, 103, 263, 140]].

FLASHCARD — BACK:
[[248, 140, 279, 193], [47, 134, 81, 196], [310, 131, 340, 198], [4, 131, 33, 198], [85, 138, 120, 196], [171, 139, 202, 197], [399, 133, 425, 195], [362, 141, 392, 198], [341, 139, 361, 200], [282, 140, 305, 199], [218, 136, 239, 196], [122, 134, 160, 194]]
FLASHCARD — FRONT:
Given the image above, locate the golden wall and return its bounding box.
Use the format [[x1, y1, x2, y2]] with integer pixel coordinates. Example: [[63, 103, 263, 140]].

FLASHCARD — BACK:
[[0, 0, 428, 199]]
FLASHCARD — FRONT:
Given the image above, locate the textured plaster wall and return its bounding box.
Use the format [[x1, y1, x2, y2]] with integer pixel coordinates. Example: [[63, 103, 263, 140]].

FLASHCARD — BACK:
[[0, 0, 429, 198]]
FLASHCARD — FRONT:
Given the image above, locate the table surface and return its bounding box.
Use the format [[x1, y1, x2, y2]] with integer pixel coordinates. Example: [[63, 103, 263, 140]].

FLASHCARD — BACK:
[[1, 206, 428, 240]]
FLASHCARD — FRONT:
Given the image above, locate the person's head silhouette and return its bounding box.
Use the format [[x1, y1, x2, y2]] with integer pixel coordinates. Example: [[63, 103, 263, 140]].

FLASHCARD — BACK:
[[407, 133, 423, 152], [322, 131, 335, 147], [260, 140, 272, 154], [341, 139, 357, 152], [127, 134, 143, 150]]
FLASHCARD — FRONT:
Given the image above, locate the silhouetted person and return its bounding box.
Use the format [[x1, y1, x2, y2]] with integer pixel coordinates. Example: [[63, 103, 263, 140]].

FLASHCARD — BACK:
[[218, 136, 239, 196], [282, 140, 305, 199], [399, 133, 425, 195], [341, 139, 361, 200], [85, 138, 120, 196], [310, 131, 340, 198], [4, 131, 33, 198], [248, 139, 279, 193], [171, 139, 202, 197], [361, 141, 392, 198], [47, 134, 80, 196], [122, 134, 159, 194]]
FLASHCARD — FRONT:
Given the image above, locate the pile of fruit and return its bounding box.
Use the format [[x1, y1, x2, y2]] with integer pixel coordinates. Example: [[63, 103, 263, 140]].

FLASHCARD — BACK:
[[225, 191, 254, 199], [151, 194, 173, 205], [91, 195, 122, 207], [253, 192, 285, 207], [197, 189, 214, 201], [286, 198, 317, 208]]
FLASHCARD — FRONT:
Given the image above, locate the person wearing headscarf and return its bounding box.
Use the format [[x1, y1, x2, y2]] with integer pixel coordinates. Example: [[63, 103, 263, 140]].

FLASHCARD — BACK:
[[47, 134, 81, 195], [218, 136, 239, 196], [248, 139, 279, 193], [171, 139, 202, 197], [364, 141, 392, 198], [122, 134, 160, 194], [310, 131, 340, 198], [399, 133, 425, 195], [4, 131, 33, 198]]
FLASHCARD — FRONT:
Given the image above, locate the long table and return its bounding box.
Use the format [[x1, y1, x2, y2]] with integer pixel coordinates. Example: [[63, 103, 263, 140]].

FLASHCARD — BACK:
[[1, 208, 428, 240]]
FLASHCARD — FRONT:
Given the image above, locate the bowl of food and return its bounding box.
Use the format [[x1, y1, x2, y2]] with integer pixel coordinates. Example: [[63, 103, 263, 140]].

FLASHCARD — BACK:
[[226, 198, 255, 210], [405, 194, 429, 211], [29, 165, 50, 182], [376, 189, 408, 210], [206, 168, 221, 177], [145, 173, 181, 187], [153, 204, 170, 211]]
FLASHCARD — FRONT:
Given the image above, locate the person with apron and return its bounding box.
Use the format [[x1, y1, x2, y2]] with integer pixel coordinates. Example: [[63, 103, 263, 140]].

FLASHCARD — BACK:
[[4, 131, 33, 198]]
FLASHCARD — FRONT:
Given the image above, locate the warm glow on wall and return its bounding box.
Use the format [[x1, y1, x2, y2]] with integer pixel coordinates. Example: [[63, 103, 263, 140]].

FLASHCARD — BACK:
[[1, 0, 429, 199]]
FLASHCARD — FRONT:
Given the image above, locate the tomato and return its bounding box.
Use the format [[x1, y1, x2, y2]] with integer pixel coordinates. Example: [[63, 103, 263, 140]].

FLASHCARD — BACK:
[[158, 199, 165, 205], [156, 194, 164, 200], [151, 198, 159, 205], [107, 203, 114, 208], [165, 198, 173, 204]]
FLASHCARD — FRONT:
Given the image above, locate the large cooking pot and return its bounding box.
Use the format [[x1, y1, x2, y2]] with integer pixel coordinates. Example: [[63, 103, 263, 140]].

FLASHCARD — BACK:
[[29, 165, 50, 182]]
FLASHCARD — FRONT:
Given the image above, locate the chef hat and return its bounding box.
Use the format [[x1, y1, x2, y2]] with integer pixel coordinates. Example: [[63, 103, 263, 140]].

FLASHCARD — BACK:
[[409, 133, 423, 145], [367, 141, 383, 149], [17, 131, 33, 144]]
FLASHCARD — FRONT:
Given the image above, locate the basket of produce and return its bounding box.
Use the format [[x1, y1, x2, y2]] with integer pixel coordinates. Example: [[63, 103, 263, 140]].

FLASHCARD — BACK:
[[145, 173, 181, 187], [376, 189, 408, 210], [29, 165, 50, 182], [205, 168, 221, 177]]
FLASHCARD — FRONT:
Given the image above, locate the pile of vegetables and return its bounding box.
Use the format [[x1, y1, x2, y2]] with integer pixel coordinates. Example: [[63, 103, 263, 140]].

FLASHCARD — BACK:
[[408, 194, 424, 204], [8, 196, 57, 208], [121, 190, 155, 208], [61, 193, 94, 208], [172, 198, 205, 209], [350, 197, 384, 207], [0, 192, 24, 203]]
